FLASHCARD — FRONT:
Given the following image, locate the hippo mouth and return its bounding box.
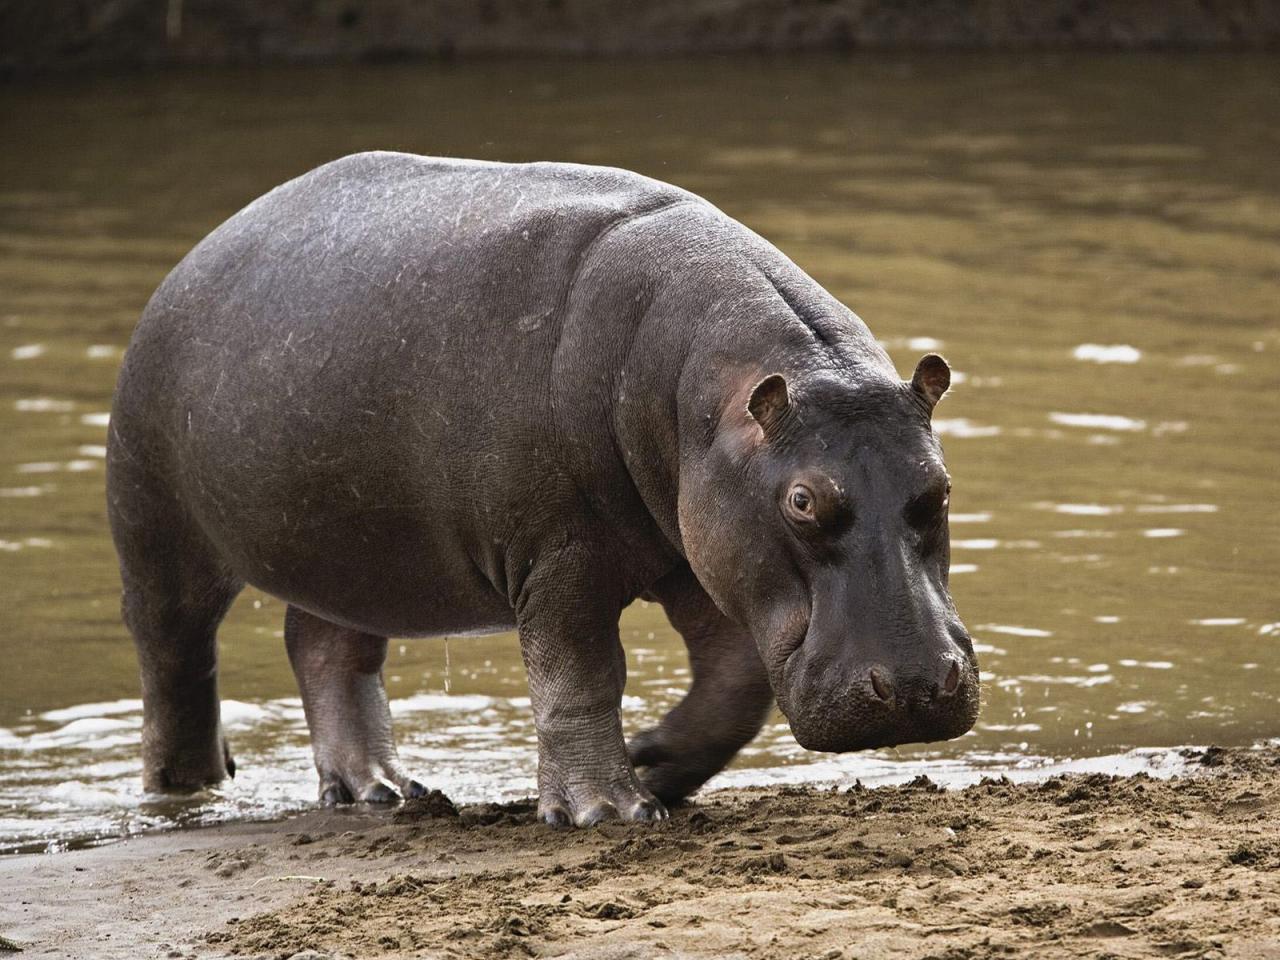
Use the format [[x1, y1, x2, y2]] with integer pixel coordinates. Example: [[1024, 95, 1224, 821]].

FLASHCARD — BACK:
[[762, 614, 810, 717]]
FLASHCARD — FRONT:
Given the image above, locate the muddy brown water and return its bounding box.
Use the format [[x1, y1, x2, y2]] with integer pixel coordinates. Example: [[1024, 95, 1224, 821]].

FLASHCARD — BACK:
[[0, 55, 1277, 853]]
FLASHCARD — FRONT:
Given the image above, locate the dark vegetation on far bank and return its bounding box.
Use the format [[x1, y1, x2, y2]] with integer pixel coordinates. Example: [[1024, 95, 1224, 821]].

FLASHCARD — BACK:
[[4, 0, 1280, 77]]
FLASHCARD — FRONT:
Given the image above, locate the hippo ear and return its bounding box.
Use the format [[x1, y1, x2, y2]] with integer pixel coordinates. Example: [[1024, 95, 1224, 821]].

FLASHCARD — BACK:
[[910, 354, 951, 412], [747, 374, 790, 440]]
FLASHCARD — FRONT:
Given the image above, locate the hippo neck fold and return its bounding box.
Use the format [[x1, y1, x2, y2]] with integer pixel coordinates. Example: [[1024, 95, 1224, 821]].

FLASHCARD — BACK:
[[595, 201, 896, 578]]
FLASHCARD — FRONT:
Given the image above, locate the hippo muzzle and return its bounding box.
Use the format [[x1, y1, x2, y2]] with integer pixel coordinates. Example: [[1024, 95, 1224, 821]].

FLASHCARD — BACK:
[[775, 614, 981, 754]]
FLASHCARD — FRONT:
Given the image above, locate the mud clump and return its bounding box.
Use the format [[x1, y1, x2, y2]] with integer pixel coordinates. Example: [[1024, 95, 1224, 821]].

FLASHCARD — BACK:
[[392, 788, 459, 822]]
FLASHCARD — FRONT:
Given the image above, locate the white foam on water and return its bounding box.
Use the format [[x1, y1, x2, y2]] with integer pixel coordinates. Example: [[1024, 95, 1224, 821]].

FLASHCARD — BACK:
[[1020, 674, 1114, 688], [220, 700, 276, 728], [1052, 503, 1123, 515], [977, 624, 1053, 638], [881, 336, 944, 351], [0, 728, 24, 750], [933, 418, 1001, 438], [6, 724, 140, 753], [42, 781, 132, 809], [17, 460, 96, 474], [0, 486, 46, 498], [41, 699, 142, 722], [438, 724, 504, 736], [1049, 412, 1146, 432], [1072, 343, 1141, 364], [15, 398, 73, 413], [390, 693, 498, 714], [52, 717, 139, 738], [3, 706, 146, 754], [907, 336, 943, 351]]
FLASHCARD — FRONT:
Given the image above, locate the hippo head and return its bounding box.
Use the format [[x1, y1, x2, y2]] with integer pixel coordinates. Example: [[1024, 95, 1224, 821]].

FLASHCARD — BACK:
[[679, 354, 979, 753]]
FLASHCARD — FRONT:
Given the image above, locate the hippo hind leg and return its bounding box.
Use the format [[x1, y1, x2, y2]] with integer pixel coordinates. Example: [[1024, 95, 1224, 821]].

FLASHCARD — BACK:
[[110, 471, 242, 792], [628, 565, 773, 805], [284, 605, 426, 805]]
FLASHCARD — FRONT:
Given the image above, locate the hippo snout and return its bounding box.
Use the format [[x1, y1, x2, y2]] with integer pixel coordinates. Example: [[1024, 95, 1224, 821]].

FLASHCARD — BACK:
[[782, 647, 980, 754]]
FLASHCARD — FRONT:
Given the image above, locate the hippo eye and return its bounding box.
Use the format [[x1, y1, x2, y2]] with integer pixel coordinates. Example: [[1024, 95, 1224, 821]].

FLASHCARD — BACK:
[[906, 477, 950, 529], [788, 485, 815, 518]]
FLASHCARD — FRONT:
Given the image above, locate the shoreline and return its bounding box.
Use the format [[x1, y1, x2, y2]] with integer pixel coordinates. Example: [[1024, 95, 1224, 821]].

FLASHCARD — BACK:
[[1, 745, 1277, 958], [0, 742, 1212, 857]]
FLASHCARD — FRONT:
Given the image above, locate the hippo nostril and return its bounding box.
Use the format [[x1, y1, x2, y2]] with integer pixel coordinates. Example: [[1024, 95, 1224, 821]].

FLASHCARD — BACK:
[[869, 668, 894, 703], [940, 661, 961, 698]]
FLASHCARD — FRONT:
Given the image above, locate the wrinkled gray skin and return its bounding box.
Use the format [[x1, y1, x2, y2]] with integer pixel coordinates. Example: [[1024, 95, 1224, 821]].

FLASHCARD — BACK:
[[107, 152, 979, 827]]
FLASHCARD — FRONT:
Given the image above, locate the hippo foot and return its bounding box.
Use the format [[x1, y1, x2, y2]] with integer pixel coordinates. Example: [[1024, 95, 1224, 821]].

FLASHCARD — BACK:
[[315, 762, 428, 806], [537, 776, 668, 828], [143, 731, 237, 794], [628, 727, 731, 806]]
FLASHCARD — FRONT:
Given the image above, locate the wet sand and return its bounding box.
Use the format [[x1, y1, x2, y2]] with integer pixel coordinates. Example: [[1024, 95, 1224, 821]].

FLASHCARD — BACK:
[[2, 746, 1278, 959]]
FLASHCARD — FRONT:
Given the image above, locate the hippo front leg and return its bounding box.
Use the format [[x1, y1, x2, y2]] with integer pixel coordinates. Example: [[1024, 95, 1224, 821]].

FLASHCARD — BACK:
[[517, 551, 667, 827], [628, 565, 773, 804]]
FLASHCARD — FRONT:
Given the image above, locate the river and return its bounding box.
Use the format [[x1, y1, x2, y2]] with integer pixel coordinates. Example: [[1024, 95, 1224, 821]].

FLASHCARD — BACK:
[[1, 54, 1277, 852]]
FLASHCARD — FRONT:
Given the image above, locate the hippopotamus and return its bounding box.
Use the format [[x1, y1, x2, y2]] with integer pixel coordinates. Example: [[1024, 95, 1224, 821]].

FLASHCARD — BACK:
[[107, 151, 978, 827]]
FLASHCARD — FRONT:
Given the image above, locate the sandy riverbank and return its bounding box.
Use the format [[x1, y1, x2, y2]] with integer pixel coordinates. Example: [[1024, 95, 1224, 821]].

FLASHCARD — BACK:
[[1, 746, 1278, 959]]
